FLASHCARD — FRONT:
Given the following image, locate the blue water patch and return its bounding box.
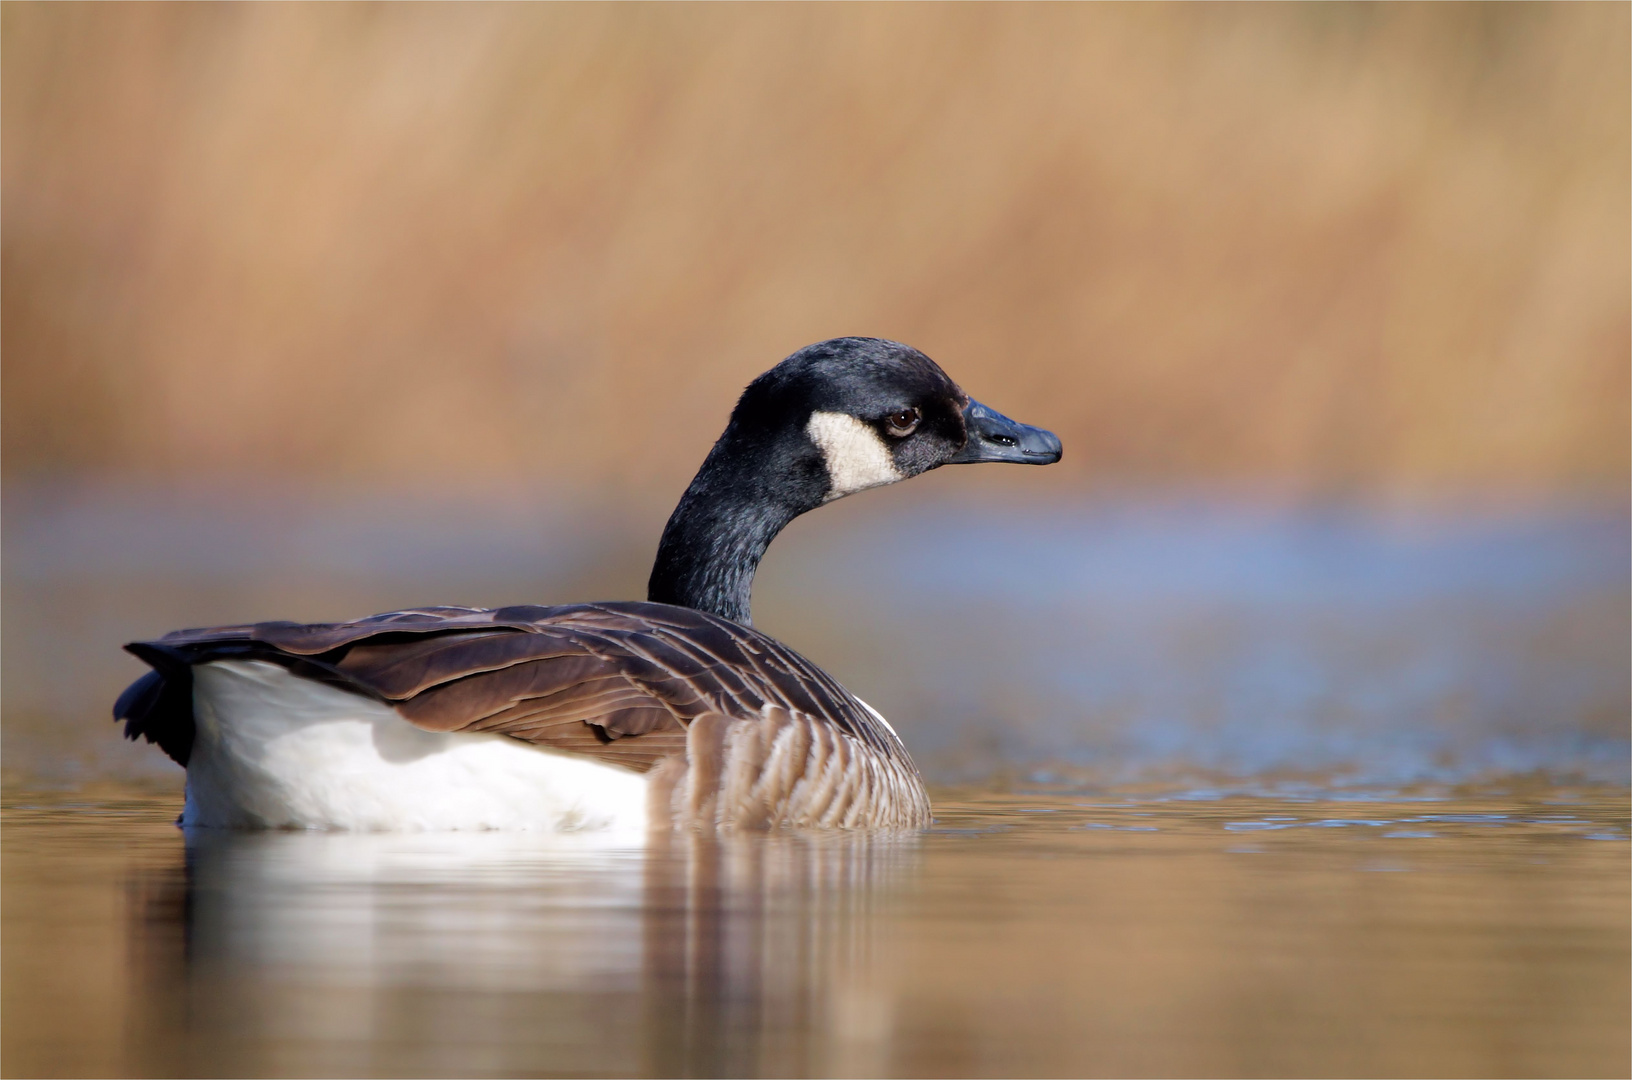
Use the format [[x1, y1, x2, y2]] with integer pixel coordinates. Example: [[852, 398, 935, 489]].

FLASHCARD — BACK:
[[777, 494, 1630, 785]]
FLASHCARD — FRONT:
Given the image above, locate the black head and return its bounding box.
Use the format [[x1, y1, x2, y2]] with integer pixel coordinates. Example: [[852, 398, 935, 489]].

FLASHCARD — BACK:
[[728, 337, 1061, 507], [650, 337, 1062, 623]]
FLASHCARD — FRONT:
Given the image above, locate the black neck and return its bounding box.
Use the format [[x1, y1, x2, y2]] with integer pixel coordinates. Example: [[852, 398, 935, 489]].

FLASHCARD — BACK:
[[647, 428, 822, 625]]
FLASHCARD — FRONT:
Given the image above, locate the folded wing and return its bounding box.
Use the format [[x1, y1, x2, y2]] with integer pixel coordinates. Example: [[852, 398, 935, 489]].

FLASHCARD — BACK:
[[117, 602, 915, 785]]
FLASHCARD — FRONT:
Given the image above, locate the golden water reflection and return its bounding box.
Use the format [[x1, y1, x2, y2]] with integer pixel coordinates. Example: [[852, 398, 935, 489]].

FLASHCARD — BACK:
[[3, 783, 1627, 1077]]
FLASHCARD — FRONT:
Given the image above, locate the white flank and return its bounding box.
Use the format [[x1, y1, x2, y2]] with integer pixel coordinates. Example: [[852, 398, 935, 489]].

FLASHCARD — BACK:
[[184, 660, 649, 833], [806, 411, 904, 500]]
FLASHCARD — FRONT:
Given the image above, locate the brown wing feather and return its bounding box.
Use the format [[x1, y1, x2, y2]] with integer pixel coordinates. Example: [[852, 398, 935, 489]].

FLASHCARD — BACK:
[[128, 602, 916, 784]]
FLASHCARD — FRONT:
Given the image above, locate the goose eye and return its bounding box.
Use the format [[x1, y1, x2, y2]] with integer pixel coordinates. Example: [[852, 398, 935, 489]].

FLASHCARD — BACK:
[[885, 408, 920, 436]]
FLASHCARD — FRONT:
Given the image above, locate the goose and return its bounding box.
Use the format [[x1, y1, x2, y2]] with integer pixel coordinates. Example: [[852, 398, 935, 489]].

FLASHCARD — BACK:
[[115, 337, 1062, 832]]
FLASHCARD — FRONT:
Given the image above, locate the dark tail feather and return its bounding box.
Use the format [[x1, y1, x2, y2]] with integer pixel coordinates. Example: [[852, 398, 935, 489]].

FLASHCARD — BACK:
[[115, 643, 196, 767]]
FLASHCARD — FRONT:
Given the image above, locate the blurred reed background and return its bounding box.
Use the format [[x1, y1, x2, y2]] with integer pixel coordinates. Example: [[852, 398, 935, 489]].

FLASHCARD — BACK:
[[3, 2, 1628, 787]]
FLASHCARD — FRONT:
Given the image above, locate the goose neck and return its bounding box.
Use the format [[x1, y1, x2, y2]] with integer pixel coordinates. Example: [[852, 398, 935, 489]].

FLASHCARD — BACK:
[[646, 438, 814, 626]]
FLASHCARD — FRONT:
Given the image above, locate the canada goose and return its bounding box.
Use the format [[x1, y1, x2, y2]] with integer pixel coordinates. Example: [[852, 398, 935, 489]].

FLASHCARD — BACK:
[[115, 337, 1062, 831]]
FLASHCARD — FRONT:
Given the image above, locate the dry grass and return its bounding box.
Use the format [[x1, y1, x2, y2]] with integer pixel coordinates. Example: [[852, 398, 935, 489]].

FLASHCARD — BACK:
[[3, 3, 1626, 499]]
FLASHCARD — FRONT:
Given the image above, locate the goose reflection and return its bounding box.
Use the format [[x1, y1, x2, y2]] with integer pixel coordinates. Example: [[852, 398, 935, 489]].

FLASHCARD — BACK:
[[642, 830, 916, 1076], [140, 828, 918, 1076]]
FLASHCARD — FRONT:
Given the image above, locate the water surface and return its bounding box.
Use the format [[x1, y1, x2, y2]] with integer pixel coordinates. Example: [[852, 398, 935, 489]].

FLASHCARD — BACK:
[[4, 488, 1627, 1075], [5, 780, 1626, 1078]]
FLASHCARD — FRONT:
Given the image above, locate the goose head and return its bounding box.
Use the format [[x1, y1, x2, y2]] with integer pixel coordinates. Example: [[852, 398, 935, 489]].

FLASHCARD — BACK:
[[737, 336, 1062, 504], [649, 337, 1062, 624]]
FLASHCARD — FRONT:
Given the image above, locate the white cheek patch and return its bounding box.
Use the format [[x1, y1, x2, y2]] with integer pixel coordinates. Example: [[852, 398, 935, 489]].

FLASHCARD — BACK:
[[806, 411, 904, 501]]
